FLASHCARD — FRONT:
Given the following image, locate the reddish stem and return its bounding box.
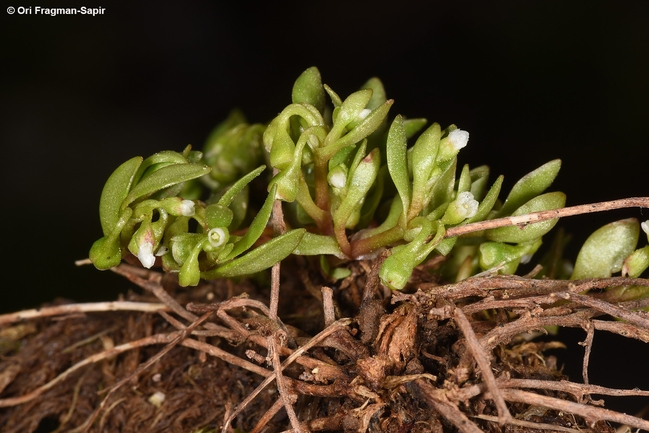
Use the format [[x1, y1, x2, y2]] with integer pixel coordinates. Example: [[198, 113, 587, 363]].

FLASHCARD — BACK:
[[350, 225, 405, 259]]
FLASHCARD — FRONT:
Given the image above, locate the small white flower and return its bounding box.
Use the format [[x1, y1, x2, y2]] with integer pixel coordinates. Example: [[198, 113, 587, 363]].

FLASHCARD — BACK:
[[357, 108, 372, 121], [455, 191, 479, 219], [137, 242, 155, 269], [329, 170, 347, 189], [155, 245, 168, 257], [441, 191, 479, 225], [448, 129, 469, 151], [208, 227, 227, 248], [642, 221, 649, 236], [179, 200, 195, 217]]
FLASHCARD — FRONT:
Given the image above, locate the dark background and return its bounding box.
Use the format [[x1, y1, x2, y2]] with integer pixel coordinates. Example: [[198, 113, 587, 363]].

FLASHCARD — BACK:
[[2, 0, 648, 413]]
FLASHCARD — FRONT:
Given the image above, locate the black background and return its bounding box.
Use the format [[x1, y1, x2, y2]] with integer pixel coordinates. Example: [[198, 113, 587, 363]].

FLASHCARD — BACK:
[[2, 0, 649, 414]]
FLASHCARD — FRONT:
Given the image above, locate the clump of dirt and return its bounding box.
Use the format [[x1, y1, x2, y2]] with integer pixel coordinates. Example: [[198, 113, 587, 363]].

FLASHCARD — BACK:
[[1, 256, 648, 432]]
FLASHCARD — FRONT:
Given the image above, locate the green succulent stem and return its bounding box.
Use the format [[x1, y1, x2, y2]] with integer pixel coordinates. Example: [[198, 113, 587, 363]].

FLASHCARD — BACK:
[[350, 225, 405, 259], [295, 175, 330, 233]]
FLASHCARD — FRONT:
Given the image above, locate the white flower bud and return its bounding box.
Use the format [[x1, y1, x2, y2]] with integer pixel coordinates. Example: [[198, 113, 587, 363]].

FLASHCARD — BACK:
[[329, 170, 347, 189], [357, 108, 372, 121], [179, 200, 195, 217], [137, 242, 155, 269], [155, 245, 168, 257], [642, 221, 649, 236], [448, 129, 469, 151]]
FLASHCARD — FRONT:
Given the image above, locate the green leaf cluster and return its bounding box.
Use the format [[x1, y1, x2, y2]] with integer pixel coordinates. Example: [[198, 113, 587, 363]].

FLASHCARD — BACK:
[[89, 148, 304, 286], [90, 66, 648, 293], [570, 219, 649, 301], [263, 68, 569, 289]]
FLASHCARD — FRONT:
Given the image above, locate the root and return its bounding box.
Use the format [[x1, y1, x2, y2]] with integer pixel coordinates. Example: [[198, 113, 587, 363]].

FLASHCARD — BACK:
[[3, 262, 649, 431], [0, 301, 168, 326], [453, 307, 512, 426]]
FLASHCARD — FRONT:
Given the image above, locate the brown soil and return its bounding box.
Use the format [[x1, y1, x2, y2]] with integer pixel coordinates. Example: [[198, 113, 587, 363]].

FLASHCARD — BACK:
[[1, 256, 648, 433]]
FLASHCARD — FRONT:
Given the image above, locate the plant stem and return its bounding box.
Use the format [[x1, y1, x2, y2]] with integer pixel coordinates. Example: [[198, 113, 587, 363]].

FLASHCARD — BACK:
[[313, 158, 329, 212], [445, 197, 649, 239], [334, 223, 352, 258], [296, 174, 331, 234], [350, 225, 405, 259], [269, 193, 286, 320], [0, 302, 168, 326]]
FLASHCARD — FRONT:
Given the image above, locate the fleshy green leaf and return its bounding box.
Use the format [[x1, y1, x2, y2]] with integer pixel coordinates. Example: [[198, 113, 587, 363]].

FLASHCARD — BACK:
[[403, 118, 428, 138], [218, 165, 265, 207], [330, 267, 352, 280], [623, 245, 649, 278], [333, 148, 381, 230], [319, 255, 352, 280], [132, 151, 188, 187], [329, 145, 356, 171], [324, 89, 373, 146], [435, 237, 458, 256], [426, 159, 457, 214], [125, 163, 210, 207], [469, 165, 490, 201], [170, 233, 204, 265], [361, 77, 386, 110], [99, 156, 142, 236], [225, 185, 277, 260], [293, 232, 345, 258], [486, 192, 566, 243], [479, 239, 542, 274], [320, 99, 393, 160], [178, 239, 207, 287], [571, 218, 640, 280], [324, 84, 343, 107], [334, 89, 373, 126], [292, 67, 326, 114], [204, 124, 264, 186], [266, 122, 296, 170], [223, 185, 249, 231], [457, 165, 472, 194], [464, 175, 503, 225], [204, 229, 306, 278], [346, 140, 368, 184], [354, 196, 403, 241], [205, 204, 234, 229], [386, 115, 411, 225], [497, 159, 562, 217], [203, 109, 247, 152], [357, 166, 386, 228], [90, 208, 133, 269], [410, 122, 441, 218], [269, 132, 308, 202], [89, 237, 122, 270], [380, 219, 445, 290]]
